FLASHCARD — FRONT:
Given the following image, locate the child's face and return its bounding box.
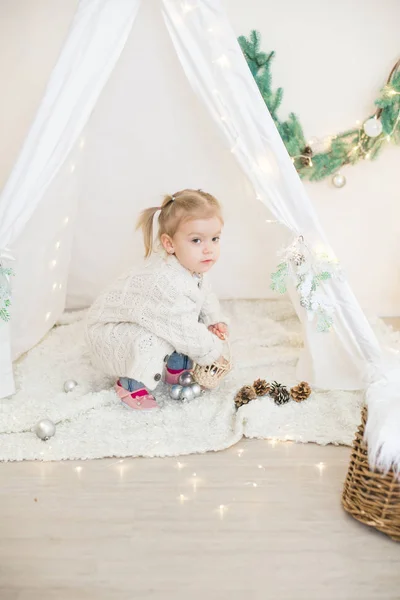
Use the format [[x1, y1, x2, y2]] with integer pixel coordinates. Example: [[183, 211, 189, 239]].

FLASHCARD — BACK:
[[162, 216, 222, 274]]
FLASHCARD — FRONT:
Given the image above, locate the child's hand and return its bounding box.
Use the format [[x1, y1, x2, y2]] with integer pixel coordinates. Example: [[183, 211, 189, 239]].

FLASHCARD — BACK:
[[208, 322, 229, 340]]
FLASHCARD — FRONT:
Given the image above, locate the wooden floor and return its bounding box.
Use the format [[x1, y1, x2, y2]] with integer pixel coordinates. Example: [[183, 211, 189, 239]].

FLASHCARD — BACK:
[[1, 439, 399, 600], [2, 318, 400, 598]]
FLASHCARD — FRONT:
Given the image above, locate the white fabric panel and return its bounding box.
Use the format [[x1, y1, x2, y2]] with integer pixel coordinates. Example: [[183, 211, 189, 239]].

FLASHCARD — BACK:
[[0, 0, 141, 250], [161, 0, 382, 389], [0, 0, 142, 397], [10, 156, 80, 361]]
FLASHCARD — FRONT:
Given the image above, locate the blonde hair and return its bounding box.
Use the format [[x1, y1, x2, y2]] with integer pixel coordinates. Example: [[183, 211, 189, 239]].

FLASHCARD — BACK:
[[136, 188, 223, 258]]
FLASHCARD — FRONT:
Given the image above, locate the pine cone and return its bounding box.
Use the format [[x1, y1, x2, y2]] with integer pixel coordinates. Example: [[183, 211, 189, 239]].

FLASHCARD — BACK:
[[290, 381, 311, 402], [300, 145, 313, 167], [253, 379, 271, 396], [235, 385, 257, 409], [270, 381, 290, 405], [291, 251, 305, 266]]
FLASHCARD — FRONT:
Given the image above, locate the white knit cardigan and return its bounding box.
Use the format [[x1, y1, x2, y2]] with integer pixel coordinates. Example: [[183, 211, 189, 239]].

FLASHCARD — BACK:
[[85, 254, 225, 390]]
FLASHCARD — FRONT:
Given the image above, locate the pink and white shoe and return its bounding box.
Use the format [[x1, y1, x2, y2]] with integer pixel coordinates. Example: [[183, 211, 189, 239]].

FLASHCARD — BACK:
[[162, 367, 193, 386], [115, 381, 159, 411]]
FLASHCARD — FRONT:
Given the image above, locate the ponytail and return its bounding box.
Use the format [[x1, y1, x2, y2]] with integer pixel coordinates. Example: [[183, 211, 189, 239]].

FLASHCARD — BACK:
[[136, 195, 175, 258], [136, 206, 159, 258]]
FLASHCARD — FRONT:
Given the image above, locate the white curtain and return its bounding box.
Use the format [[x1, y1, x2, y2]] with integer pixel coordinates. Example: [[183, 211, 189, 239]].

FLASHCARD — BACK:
[[161, 0, 383, 389], [0, 0, 142, 398]]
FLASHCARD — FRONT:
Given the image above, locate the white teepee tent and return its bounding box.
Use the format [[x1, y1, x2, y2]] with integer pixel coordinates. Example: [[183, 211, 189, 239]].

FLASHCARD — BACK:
[[0, 0, 398, 471]]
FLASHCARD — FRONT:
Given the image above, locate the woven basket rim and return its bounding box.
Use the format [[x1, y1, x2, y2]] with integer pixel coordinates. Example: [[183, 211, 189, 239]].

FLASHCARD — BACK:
[[342, 407, 400, 542]]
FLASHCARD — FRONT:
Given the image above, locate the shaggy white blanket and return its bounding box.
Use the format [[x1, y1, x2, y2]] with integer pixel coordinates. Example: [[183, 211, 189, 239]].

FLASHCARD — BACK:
[[0, 300, 398, 462]]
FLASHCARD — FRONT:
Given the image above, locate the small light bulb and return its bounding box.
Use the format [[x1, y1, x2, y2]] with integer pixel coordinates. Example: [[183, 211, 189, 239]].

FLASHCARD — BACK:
[[63, 217, 69, 226], [230, 138, 239, 153], [49, 259, 57, 269], [52, 282, 57, 291], [181, 1, 195, 14], [257, 156, 273, 175], [213, 54, 230, 68], [55, 241, 61, 250], [45, 312, 51, 321], [75, 466, 83, 473]]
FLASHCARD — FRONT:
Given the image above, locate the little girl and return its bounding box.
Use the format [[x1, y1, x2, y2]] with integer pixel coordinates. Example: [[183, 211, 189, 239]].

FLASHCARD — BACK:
[[86, 188, 228, 410]]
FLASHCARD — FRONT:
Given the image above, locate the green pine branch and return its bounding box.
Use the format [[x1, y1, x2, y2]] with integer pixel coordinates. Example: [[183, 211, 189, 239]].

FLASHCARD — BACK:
[[238, 30, 400, 182]]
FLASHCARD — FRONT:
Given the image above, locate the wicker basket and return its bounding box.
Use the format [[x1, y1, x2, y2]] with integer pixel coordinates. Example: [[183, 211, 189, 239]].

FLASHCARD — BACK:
[[342, 407, 400, 541], [192, 339, 232, 390]]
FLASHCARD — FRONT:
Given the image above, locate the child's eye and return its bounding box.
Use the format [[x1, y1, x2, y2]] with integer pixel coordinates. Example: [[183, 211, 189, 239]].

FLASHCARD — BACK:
[[212, 237, 220, 243], [192, 238, 201, 244]]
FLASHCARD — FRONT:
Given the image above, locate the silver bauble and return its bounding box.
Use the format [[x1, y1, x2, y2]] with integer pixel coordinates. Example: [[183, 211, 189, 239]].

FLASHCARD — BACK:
[[332, 173, 346, 189], [35, 419, 56, 441], [180, 386, 195, 402], [178, 371, 194, 387], [63, 379, 78, 393], [190, 383, 202, 398], [170, 384, 183, 400], [363, 117, 383, 138]]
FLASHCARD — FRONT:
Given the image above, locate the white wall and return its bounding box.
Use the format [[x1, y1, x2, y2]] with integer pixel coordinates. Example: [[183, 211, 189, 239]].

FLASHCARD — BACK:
[[1, 0, 400, 316]]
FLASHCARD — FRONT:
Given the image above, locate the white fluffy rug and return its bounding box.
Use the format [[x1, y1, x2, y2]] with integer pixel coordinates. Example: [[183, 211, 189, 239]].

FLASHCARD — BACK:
[[1, 300, 398, 462]]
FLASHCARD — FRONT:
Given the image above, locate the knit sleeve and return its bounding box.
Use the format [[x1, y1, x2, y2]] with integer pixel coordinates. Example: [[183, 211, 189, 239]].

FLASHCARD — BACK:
[[140, 279, 223, 366], [199, 275, 228, 327]]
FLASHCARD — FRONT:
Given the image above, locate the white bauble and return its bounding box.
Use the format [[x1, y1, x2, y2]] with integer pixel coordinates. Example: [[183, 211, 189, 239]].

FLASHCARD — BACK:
[[180, 387, 195, 402], [190, 383, 202, 398], [35, 419, 56, 441], [363, 117, 383, 138], [332, 173, 346, 189], [170, 384, 183, 400], [63, 379, 78, 393]]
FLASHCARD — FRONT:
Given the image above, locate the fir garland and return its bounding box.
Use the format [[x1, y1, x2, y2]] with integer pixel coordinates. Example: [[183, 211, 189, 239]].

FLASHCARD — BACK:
[[238, 31, 400, 182]]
